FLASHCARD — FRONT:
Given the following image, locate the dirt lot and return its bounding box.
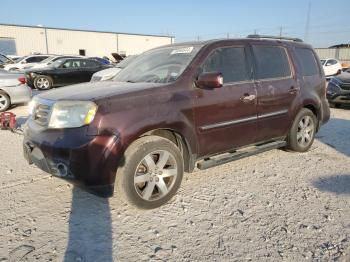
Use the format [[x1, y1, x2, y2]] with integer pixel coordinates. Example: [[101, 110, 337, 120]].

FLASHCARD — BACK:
[[0, 104, 349, 261]]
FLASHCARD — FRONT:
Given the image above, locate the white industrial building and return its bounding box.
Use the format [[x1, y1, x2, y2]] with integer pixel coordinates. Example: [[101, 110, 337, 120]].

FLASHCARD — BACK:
[[0, 23, 174, 57]]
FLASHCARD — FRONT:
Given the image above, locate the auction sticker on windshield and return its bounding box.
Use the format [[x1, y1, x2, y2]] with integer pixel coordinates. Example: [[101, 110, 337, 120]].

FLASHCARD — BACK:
[[170, 47, 194, 55]]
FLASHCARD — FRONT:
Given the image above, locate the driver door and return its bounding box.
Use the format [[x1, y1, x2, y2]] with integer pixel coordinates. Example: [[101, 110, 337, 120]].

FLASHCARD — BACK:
[[193, 45, 258, 157]]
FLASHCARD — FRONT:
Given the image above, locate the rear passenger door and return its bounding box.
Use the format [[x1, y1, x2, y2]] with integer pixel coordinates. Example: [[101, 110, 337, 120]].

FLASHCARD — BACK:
[[251, 44, 299, 142], [80, 60, 102, 82], [193, 45, 258, 157]]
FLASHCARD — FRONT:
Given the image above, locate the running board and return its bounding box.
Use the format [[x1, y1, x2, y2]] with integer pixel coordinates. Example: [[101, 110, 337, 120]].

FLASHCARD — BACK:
[[197, 140, 286, 170]]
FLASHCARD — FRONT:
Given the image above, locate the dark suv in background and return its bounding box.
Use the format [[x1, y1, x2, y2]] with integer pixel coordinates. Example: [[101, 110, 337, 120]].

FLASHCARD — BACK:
[[23, 35, 330, 209], [327, 67, 350, 108]]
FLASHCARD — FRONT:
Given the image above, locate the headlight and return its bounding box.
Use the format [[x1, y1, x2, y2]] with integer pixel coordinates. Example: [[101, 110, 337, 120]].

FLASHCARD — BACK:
[[48, 101, 98, 129], [327, 78, 342, 94], [30, 72, 37, 78], [329, 77, 342, 88], [101, 74, 115, 81]]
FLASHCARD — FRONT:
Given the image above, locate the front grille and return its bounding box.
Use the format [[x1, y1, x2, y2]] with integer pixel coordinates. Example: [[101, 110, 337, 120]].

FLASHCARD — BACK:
[[340, 83, 350, 91], [33, 103, 51, 126]]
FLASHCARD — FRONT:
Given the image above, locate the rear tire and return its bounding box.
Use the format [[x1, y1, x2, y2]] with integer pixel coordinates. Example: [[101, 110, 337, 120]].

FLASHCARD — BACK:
[[286, 108, 317, 152], [116, 136, 184, 209], [0, 91, 10, 112], [34, 76, 53, 90]]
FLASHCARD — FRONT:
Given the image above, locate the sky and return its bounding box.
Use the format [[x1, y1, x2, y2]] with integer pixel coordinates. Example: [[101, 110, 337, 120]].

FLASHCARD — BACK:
[[1, 0, 349, 47]]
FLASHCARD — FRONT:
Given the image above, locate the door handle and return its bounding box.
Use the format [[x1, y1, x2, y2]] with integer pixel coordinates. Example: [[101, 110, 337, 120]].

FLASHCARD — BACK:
[[240, 94, 256, 102], [289, 86, 300, 94]]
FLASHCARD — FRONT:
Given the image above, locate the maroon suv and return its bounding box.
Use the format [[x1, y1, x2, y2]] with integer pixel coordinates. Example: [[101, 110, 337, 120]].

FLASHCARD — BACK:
[[23, 35, 330, 209]]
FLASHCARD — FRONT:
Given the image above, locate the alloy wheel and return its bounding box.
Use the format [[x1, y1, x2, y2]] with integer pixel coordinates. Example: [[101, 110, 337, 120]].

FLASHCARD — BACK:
[[134, 150, 178, 201], [36, 78, 50, 89], [297, 115, 315, 147], [0, 94, 9, 111]]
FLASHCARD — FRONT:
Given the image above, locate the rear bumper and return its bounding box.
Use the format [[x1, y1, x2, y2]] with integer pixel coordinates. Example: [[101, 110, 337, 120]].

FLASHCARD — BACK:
[[7, 84, 32, 104], [23, 120, 124, 197], [319, 98, 330, 128]]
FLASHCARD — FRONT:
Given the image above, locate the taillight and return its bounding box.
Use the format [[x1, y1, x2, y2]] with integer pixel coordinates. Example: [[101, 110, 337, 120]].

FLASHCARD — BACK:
[[18, 77, 26, 85]]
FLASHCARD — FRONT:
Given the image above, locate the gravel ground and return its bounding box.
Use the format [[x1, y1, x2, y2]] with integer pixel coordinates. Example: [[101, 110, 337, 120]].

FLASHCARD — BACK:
[[0, 104, 349, 261]]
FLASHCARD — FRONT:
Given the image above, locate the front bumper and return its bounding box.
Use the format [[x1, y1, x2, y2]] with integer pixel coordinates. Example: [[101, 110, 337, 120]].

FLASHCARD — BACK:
[[326, 81, 350, 104], [23, 120, 123, 197], [327, 93, 350, 104]]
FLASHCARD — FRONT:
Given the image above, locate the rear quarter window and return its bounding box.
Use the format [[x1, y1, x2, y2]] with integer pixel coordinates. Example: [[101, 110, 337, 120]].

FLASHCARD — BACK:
[[252, 45, 291, 79], [295, 48, 319, 76]]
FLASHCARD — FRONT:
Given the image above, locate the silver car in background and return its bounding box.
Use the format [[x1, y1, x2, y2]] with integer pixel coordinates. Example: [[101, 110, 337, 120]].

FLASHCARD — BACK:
[[90, 55, 137, 82], [0, 70, 32, 111]]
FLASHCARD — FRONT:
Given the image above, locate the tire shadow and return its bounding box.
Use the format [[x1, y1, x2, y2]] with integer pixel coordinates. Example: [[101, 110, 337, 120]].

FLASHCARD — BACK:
[[64, 186, 113, 262], [313, 174, 350, 195]]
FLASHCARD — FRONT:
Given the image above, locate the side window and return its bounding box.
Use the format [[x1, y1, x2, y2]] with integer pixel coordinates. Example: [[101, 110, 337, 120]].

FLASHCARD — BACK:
[[61, 60, 81, 69], [82, 60, 100, 68], [26, 57, 37, 63], [252, 45, 291, 79], [295, 48, 319, 76], [201, 46, 251, 83], [328, 59, 337, 65], [26, 56, 47, 63]]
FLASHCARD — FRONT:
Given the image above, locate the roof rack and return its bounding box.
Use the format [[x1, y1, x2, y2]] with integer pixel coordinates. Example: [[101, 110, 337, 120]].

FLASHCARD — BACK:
[[247, 34, 303, 42]]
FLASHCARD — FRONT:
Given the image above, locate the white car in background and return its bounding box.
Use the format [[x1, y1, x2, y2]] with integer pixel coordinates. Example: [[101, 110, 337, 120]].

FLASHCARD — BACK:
[[90, 55, 137, 82], [22, 55, 80, 70], [321, 58, 343, 77], [3, 55, 52, 71]]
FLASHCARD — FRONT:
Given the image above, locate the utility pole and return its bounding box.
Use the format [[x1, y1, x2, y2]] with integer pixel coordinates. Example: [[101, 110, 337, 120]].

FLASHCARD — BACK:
[[304, 2, 311, 42], [279, 26, 283, 38], [227, 32, 230, 39], [254, 29, 257, 35], [197, 36, 200, 41]]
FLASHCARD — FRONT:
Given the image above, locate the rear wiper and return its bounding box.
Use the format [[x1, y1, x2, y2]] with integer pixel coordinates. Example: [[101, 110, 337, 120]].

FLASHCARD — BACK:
[[126, 80, 136, 83]]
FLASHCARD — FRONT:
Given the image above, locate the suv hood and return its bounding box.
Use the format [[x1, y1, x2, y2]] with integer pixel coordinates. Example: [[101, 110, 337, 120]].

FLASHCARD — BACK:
[[334, 71, 350, 83], [36, 81, 165, 101], [27, 66, 55, 73]]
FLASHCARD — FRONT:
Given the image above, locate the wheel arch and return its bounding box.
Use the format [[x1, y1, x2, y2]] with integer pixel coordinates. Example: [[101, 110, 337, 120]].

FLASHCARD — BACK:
[[138, 128, 196, 173], [302, 103, 320, 131]]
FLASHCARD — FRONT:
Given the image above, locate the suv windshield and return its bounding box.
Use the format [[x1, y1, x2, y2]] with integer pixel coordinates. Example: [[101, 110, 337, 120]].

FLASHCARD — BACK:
[[114, 45, 200, 83]]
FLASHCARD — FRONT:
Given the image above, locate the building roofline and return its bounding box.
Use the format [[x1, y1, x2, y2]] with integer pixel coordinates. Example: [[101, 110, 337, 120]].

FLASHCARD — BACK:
[[0, 23, 175, 39]]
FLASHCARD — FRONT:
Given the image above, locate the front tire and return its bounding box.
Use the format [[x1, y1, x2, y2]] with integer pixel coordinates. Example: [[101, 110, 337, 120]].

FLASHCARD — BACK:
[[0, 91, 10, 112], [286, 108, 317, 152], [116, 136, 184, 209], [34, 76, 53, 90]]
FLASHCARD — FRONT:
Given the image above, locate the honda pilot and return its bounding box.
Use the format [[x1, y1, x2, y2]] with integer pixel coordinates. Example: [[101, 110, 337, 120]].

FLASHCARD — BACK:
[[23, 35, 330, 209]]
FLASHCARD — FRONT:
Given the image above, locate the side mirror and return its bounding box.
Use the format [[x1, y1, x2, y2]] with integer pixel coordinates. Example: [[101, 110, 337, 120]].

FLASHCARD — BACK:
[[195, 72, 223, 89]]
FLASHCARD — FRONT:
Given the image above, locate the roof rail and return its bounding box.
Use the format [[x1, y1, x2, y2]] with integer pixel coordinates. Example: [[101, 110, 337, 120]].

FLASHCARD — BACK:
[[247, 34, 303, 42]]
